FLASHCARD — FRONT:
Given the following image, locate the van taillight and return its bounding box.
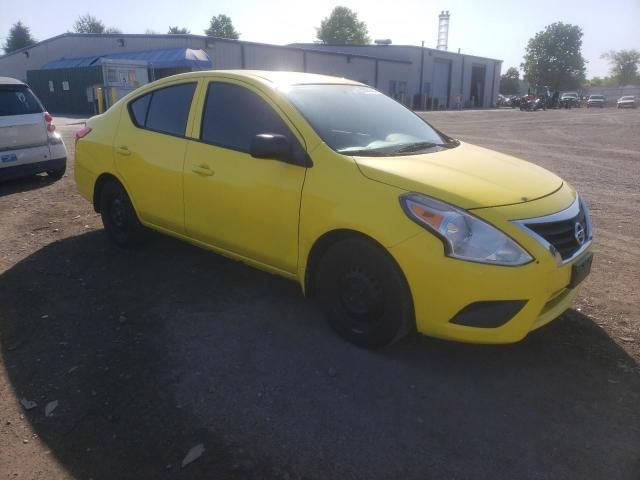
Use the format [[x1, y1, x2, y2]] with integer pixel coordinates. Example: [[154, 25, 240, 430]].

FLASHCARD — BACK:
[[44, 112, 55, 132], [75, 127, 92, 147]]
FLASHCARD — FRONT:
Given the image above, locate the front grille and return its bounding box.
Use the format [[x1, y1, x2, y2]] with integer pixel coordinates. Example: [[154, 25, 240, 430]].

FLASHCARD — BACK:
[[525, 208, 587, 260]]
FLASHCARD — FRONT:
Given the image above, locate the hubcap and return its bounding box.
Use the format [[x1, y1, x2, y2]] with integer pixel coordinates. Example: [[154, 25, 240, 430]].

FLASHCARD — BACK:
[[340, 268, 381, 323]]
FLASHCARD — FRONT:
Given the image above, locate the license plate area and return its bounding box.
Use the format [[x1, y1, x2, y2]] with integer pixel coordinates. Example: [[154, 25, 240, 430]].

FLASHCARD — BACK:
[[1, 153, 18, 163], [569, 252, 593, 289]]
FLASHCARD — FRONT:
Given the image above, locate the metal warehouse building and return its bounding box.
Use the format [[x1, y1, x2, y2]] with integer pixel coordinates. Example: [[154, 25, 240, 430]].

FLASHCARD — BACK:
[[0, 33, 501, 114], [290, 43, 502, 110]]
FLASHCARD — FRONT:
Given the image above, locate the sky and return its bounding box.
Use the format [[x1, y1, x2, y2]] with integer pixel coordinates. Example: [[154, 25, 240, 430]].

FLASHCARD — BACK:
[[1, 0, 638, 78]]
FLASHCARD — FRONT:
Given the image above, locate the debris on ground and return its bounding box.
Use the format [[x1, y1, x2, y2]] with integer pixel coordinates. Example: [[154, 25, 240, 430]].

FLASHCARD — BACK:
[[181, 443, 205, 468], [20, 398, 37, 410], [45, 400, 58, 417]]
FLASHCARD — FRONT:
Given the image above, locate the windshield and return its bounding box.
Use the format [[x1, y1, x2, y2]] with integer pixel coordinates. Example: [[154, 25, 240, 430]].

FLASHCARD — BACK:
[[284, 84, 456, 156], [0, 85, 44, 116], [590, 95, 604, 99], [620, 96, 634, 100]]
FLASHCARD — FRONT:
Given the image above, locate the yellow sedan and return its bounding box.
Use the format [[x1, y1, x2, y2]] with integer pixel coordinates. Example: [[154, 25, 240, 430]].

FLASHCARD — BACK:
[[74, 70, 593, 348]]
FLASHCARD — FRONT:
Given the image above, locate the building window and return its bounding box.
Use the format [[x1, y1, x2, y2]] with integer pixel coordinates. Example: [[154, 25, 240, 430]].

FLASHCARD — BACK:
[[389, 80, 397, 96], [48, 81, 54, 93]]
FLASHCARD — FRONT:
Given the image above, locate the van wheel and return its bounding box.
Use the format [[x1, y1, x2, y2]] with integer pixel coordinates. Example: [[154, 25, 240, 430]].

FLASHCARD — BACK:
[[47, 165, 66, 180], [99, 180, 146, 247], [315, 237, 414, 348]]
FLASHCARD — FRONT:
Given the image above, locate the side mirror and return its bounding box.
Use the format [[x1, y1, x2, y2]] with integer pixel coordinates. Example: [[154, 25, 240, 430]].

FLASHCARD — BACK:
[[250, 134, 292, 162]]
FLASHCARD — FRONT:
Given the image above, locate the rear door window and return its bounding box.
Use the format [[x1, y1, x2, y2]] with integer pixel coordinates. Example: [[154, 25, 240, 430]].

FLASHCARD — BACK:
[[0, 85, 44, 116], [128, 83, 196, 137]]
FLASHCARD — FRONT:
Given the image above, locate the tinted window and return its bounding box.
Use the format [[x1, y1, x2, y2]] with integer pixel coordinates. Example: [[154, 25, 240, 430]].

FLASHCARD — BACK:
[[0, 85, 43, 116], [129, 93, 151, 127], [145, 83, 196, 136], [201, 82, 294, 152]]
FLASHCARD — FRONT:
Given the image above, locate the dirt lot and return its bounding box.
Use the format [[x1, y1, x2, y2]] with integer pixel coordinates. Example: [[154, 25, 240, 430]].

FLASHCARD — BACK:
[[0, 108, 638, 479]]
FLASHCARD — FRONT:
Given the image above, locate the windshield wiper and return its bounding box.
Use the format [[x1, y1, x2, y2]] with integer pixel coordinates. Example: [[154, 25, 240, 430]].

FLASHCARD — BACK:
[[395, 142, 439, 153], [399, 140, 460, 151], [337, 147, 397, 156]]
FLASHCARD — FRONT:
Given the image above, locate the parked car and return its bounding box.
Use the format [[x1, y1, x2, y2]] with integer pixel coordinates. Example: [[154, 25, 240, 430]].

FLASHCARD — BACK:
[[617, 95, 637, 108], [560, 92, 580, 108], [0, 77, 67, 182], [75, 71, 593, 348], [587, 94, 606, 108]]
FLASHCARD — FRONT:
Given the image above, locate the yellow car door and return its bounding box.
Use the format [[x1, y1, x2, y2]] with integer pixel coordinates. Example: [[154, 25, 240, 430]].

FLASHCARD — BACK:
[[184, 80, 308, 274], [114, 81, 198, 233]]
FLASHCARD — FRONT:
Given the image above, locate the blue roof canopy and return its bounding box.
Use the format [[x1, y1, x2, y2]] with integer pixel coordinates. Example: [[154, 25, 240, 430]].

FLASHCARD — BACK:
[[41, 47, 211, 70]]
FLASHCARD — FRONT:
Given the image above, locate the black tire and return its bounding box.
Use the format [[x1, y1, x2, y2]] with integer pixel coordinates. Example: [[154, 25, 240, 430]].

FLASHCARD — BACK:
[[47, 164, 66, 180], [99, 180, 146, 247], [315, 237, 414, 348]]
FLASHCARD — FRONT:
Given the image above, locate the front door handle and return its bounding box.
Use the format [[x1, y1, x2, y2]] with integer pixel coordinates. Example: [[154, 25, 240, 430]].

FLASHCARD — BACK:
[[192, 164, 214, 176], [116, 145, 131, 156]]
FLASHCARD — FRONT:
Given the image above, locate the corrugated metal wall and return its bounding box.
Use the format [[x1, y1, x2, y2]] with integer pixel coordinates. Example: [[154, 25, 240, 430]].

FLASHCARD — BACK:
[[27, 67, 103, 114]]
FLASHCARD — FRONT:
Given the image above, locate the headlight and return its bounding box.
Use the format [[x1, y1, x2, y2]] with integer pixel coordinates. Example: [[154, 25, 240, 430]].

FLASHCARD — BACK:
[[400, 193, 533, 266]]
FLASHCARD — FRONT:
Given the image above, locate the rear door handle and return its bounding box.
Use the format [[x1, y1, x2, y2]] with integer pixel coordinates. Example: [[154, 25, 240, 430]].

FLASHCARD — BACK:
[[192, 164, 214, 176], [116, 145, 131, 156]]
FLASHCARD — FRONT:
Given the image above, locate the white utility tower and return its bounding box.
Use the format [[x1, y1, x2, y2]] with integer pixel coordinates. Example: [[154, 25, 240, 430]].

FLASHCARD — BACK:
[[437, 11, 450, 51]]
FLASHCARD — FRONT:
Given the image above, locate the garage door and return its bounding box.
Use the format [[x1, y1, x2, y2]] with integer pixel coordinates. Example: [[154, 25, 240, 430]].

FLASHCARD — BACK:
[[432, 60, 450, 108]]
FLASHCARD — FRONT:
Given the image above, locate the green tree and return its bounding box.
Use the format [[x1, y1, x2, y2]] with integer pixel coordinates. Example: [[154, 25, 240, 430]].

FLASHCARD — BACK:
[[588, 76, 604, 86], [73, 14, 106, 33], [521, 22, 586, 90], [601, 49, 640, 85], [204, 14, 239, 39], [500, 67, 520, 94], [168, 26, 190, 34], [3, 21, 36, 53], [317, 6, 370, 45]]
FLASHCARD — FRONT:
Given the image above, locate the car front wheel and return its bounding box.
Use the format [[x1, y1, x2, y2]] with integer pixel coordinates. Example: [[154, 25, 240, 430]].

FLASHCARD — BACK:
[[99, 180, 146, 247], [315, 237, 414, 348]]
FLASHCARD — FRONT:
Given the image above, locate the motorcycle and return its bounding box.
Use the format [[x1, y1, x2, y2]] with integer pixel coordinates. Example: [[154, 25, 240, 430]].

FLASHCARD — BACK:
[[520, 95, 546, 111]]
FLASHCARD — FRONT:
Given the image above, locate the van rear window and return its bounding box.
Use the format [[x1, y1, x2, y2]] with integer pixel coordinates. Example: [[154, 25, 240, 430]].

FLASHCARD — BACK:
[[0, 85, 44, 116]]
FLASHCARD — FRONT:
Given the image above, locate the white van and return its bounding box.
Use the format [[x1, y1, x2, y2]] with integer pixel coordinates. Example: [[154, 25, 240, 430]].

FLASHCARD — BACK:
[[0, 77, 67, 181]]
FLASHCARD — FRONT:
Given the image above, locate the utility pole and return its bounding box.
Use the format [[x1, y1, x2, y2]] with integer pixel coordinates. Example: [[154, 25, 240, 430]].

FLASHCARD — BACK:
[[419, 40, 425, 106]]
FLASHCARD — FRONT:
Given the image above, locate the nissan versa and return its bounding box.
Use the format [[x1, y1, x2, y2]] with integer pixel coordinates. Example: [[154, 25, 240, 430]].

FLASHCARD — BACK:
[[74, 71, 594, 348]]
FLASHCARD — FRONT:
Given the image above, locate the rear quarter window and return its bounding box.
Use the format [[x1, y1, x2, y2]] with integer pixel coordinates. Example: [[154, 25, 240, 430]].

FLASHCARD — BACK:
[[129, 93, 151, 127], [0, 86, 44, 116]]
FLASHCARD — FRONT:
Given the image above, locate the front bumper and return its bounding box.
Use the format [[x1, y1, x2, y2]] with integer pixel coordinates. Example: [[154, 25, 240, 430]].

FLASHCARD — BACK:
[[388, 187, 592, 344]]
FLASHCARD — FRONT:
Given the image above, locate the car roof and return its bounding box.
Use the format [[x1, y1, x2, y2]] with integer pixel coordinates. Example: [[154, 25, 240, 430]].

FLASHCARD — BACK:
[[208, 70, 363, 86], [154, 69, 364, 88], [0, 77, 26, 86]]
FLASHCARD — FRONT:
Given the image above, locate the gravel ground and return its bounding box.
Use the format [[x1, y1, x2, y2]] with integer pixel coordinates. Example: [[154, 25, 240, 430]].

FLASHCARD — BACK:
[[0, 108, 638, 479]]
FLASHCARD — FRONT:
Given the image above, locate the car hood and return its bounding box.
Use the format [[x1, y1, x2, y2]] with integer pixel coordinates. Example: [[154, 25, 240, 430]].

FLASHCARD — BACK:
[[352, 142, 563, 209]]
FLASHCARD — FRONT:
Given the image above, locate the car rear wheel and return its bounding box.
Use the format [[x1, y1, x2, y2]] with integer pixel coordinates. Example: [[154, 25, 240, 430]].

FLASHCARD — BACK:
[[99, 180, 146, 247], [315, 237, 414, 348], [47, 165, 66, 180]]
